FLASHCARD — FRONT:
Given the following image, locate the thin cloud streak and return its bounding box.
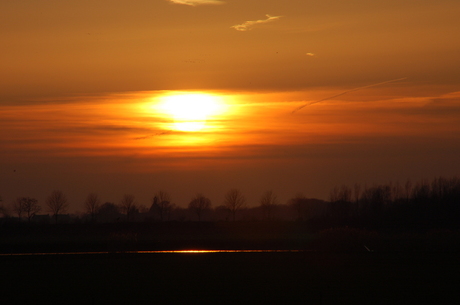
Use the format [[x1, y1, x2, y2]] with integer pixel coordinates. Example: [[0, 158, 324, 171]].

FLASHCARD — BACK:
[[168, 0, 225, 6], [231, 14, 283, 31], [292, 77, 408, 113]]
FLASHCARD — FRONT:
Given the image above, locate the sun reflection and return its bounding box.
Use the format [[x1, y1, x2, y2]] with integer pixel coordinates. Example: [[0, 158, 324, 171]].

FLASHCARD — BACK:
[[155, 93, 227, 132]]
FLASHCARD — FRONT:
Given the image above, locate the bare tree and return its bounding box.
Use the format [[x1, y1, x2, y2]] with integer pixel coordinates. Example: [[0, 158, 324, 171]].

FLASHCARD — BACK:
[[0, 204, 8, 217], [84, 193, 101, 222], [392, 181, 404, 203], [46, 190, 69, 223], [188, 193, 211, 221], [353, 183, 361, 204], [328, 185, 352, 218], [404, 179, 412, 202], [224, 189, 246, 221], [119, 194, 137, 221], [0, 196, 8, 217], [150, 190, 172, 221], [22, 197, 41, 222], [11, 197, 25, 220], [260, 190, 278, 220], [288, 193, 307, 220]]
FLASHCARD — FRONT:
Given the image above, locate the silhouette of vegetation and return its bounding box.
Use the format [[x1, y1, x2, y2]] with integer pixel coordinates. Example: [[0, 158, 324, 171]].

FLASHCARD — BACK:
[[0, 195, 9, 217], [224, 189, 246, 221], [119, 194, 137, 221], [46, 190, 69, 223], [288, 194, 326, 221], [11, 197, 41, 222], [259, 190, 278, 220], [84, 193, 101, 222], [1, 176, 460, 255], [188, 193, 211, 221], [150, 190, 173, 221], [23, 197, 41, 222], [324, 176, 460, 231], [11, 197, 25, 219], [98, 202, 121, 222]]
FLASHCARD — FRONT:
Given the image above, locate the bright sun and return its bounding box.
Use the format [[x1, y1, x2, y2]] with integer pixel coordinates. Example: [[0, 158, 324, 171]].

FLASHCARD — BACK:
[[157, 93, 226, 132]]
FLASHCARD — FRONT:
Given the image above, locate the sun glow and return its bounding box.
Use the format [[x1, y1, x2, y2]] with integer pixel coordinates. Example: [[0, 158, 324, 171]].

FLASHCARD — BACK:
[[157, 93, 227, 132]]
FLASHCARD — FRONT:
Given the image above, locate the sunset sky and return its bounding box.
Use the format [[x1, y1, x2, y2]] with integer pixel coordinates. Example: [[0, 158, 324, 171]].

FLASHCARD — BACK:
[[1, 0, 460, 212]]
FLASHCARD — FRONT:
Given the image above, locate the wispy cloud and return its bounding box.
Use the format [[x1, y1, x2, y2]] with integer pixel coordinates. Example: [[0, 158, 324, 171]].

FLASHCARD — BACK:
[[231, 14, 283, 31], [168, 0, 225, 6]]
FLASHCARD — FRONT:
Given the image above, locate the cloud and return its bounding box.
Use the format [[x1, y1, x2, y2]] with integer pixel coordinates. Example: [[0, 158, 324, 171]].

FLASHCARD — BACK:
[[231, 14, 283, 32], [306, 53, 315, 57], [168, 0, 225, 6]]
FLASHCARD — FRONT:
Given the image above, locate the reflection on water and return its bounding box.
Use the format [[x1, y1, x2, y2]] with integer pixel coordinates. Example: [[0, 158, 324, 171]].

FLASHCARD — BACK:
[[1, 249, 306, 256]]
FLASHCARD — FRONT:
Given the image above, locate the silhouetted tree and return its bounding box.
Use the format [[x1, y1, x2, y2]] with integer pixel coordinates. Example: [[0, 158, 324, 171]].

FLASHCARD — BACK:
[[150, 191, 173, 221], [0, 197, 8, 217], [391, 181, 404, 203], [288, 194, 308, 221], [260, 190, 278, 220], [11, 197, 25, 220], [288, 194, 327, 221], [188, 193, 211, 221], [137, 204, 149, 214], [22, 197, 41, 222], [120, 194, 137, 221], [224, 189, 246, 221], [0, 206, 8, 217], [84, 193, 101, 222], [322, 176, 460, 230], [98, 202, 121, 222], [11, 197, 40, 221], [353, 183, 362, 204], [359, 184, 390, 220], [46, 190, 69, 223], [328, 185, 352, 219], [404, 179, 412, 203]]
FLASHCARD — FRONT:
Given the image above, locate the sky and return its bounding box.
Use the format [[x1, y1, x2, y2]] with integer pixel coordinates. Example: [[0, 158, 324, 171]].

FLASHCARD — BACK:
[[1, 0, 460, 213]]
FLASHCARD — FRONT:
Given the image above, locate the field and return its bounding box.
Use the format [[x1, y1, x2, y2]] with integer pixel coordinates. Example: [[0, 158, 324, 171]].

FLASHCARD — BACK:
[[1, 222, 459, 304], [1, 251, 459, 304]]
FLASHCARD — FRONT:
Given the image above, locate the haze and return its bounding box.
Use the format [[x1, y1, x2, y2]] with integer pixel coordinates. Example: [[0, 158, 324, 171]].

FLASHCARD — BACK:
[[1, 0, 460, 212]]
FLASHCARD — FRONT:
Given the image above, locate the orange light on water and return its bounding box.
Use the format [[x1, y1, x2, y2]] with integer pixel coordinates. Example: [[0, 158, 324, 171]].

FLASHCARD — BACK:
[[0, 250, 305, 256]]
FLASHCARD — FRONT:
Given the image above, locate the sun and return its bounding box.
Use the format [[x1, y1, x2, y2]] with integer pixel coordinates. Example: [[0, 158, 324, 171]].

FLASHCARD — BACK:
[[157, 93, 226, 132]]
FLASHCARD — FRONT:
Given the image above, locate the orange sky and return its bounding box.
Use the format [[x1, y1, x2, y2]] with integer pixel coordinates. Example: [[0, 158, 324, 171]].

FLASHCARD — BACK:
[[1, 1, 460, 212]]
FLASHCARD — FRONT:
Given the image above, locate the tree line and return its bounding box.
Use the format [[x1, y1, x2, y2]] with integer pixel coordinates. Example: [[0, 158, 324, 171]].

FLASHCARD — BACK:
[[0, 188, 251, 223], [323, 176, 460, 230], [1, 176, 459, 230]]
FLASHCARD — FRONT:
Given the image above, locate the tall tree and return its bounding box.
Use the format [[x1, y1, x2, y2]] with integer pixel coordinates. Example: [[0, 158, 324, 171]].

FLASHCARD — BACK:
[[120, 194, 137, 221], [84, 193, 101, 222], [288, 193, 308, 221], [224, 189, 246, 221], [188, 193, 211, 221], [11, 197, 25, 220], [22, 197, 41, 222], [46, 190, 69, 223], [404, 179, 412, 202], [150, 190, 172, 221], [260, 190, 278, 220], [0, 204, 7, 217]]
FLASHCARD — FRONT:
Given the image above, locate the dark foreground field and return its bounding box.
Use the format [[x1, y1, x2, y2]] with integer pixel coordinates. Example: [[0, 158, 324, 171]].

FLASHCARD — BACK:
[[1, 251, 459, 304], [1, 223, 460, 304]]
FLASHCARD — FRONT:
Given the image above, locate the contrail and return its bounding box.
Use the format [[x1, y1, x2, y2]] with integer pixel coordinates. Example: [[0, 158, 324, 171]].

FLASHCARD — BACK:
[[292, 77, 407, 113]]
